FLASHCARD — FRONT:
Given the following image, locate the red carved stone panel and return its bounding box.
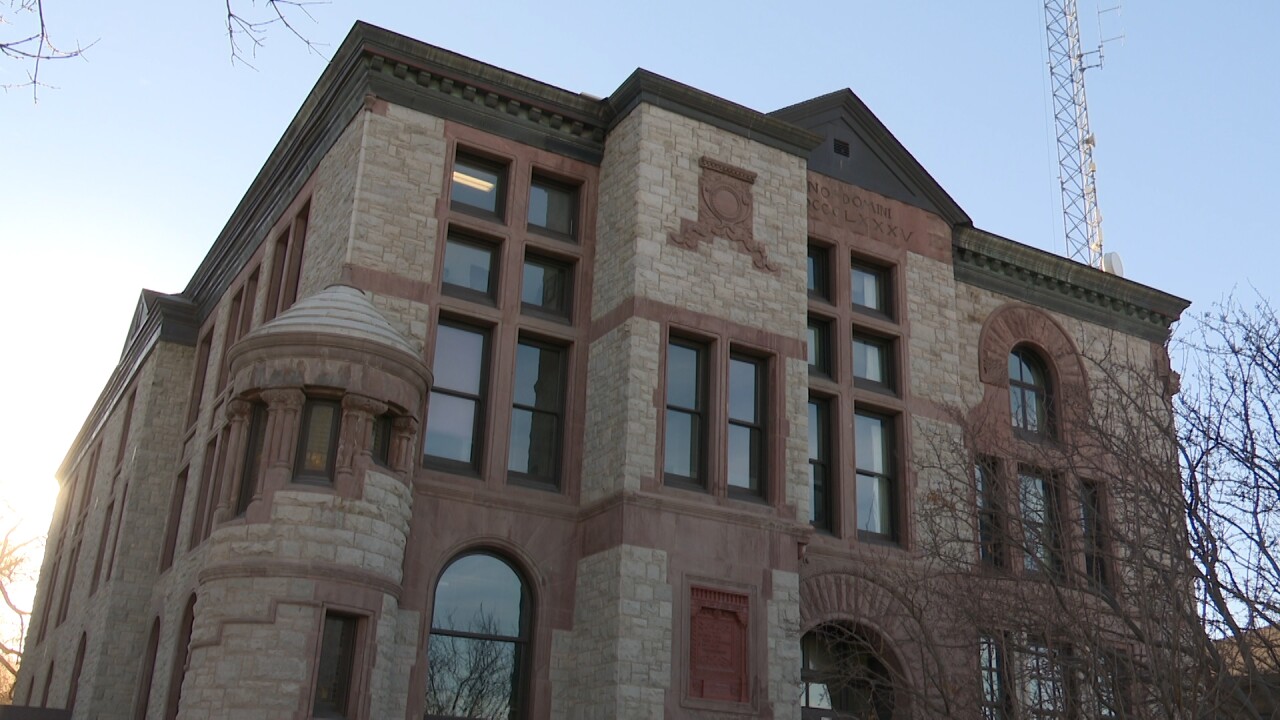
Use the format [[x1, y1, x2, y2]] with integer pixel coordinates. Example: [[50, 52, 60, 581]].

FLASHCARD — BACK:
[[689, 586, 749, 702], [669, 157, 778, 272]]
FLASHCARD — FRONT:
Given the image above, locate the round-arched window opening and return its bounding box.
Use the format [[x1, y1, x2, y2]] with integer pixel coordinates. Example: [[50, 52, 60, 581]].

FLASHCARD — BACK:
[[426, 552, 530, 720], [1009, 348, 1052, 437], [800, 625, 897, 719]]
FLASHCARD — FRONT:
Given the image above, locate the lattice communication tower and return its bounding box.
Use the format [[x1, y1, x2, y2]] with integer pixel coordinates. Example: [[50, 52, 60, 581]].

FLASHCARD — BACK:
[[1045, 0, 1104, 268]]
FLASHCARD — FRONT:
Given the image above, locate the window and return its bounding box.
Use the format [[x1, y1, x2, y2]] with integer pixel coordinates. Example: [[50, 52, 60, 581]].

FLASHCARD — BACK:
[[117, 389, 136, 465], [424, 322, 489, 472], [314, 612, 360, 719], [527, 174, 578, 239], [426, 553, 529, 719], [217, 268, 260, 391], [451, 153, 507, 218], [855, 411, 895, 539], [264, 202, 310, 322], [807, 243, 830, 301], [164, 594, 197, 720], [727, 354, 766, 498], [371, 413, 393, 467], [807, 318, 831, 377], [508, 340, 565, 486], [853, 334, 893, 391], [1018, 471, 1062, 576], [664, 340, 707, 487], [799, 626, 895, 720], [133, 619, 161, 720], [976, 460, 1007, 568], [851, 262, 889, 317], [159, 470, 187, 571], [295, 399, 341, 484], [186, 331, 213, 428], [808, 398, 832, 530], [520, 254, 572, 318], [1016, 640, 1067, 719], [442, 234, 498, 301], [236, 402, 267, 515], [1080, 480, 1110, 592], [67, 632, 87, 711], [979, 635, 1010, 720], [1009, 348, 1051, 436]]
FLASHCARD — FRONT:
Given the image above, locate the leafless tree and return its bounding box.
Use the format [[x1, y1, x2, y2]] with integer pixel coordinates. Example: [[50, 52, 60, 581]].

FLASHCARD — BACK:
[[3, 0, 325, 101], [0, 523, 35, 704]]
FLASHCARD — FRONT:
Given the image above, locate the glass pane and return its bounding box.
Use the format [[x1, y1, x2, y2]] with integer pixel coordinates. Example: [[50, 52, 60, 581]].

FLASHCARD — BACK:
[[1019, 474, 1047, 524], [442, 239, 494, 295], [808, 401, 823, 458], [855, 413, 887, 474], [451, 157, 503, 215], [513, 343, 563, 410], [728, 357, 759, 422], [314, 614, 356, 716], [521, 258, 569, 314], [807, 246, 828, 297], [810, 464, 828, 528], [667, 343, 701, 409], [1010, 388, 1027, 430], [434, 325, 486, 393], [664, 409, 698, 479], [857, 472, 891, 534], [508, 408, 558, 479], [432, 554, 524, 637], [426, 634, 516, 719], [851, 265, 883, 311], [807, 321, 828, 373], [424, 393, 478, 464], [727, 424, 760, 491], [528, 179, 576, 236], [300, 404, 337, 474], [854, 337, 887, 384]]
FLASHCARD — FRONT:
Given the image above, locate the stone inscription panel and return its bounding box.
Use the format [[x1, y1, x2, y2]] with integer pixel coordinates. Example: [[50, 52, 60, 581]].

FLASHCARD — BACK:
[[807, 176, 916, 244], [689, 586, 749, 703]]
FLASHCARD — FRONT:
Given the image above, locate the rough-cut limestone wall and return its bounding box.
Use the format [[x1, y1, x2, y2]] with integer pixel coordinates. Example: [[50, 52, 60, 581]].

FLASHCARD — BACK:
[[296, 111, 365, 301], [768, 569, 803, 720], [581, 317, 660, 504], [179, 469, 413, 718], [550, 545, 672, 719]]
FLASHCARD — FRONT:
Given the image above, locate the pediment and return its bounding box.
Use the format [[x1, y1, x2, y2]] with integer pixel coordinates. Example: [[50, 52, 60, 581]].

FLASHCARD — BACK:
[[770, 90, 970, 227]]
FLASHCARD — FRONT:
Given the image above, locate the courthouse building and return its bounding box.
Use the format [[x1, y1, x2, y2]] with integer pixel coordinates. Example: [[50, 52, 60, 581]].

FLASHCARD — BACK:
[[18, 21, 1190, 720]]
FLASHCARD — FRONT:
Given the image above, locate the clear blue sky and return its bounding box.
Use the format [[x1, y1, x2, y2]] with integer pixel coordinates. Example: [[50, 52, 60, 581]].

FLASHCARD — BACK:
[[3, 1, 1277, 493]]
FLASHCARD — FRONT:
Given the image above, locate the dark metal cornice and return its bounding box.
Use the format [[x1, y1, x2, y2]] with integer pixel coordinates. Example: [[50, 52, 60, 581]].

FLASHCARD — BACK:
[[953, 226, 1190, 342], [605, 69, 823, 157]]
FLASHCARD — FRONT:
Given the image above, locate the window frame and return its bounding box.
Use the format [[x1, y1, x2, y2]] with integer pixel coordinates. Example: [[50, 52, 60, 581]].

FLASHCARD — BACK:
[[312, 611, 364, 720], [1017, 469, 1065, 578], [450, 151, 509, 221], [519, 251, 574, 321], [423, 319, 492, 475], [507, 337, 567, 489], [526, 172, 580, 241], [807, 242, 831, 301], [1009, 347, 1054, 439], [808, 396, 833, 531], [440, 231, 501, 304], [852, 332, 895, 393], [663, 337, 709, 489], [854, 409, 898, 542], [293, 398, 343, 485], [726, 351, 767, 500], [976, 459, 1008, 569], [851, 260, 892, 320], [1080, 479, 1111, 593]]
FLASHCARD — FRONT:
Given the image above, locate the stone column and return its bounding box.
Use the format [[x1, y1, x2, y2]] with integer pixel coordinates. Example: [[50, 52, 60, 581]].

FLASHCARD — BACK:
[[336, 393, 387, 493], [261, 388, 305, 492], [391, 415, 419, 477], [213, 398, 252, 524]]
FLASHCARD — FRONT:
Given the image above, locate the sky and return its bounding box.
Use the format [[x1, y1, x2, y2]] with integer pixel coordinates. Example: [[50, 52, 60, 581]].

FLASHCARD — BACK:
[[1, 2, 1277, 613]]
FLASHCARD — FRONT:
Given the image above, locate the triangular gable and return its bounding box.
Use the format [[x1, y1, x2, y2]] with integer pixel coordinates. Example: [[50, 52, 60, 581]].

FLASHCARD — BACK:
[[770, 90, 970, 227]]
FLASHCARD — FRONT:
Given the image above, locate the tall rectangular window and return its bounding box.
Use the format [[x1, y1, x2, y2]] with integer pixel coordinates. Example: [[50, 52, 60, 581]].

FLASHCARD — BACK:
[[186, 332, 213, 428], [855, 411, 895, 539], [977, 460, 1006, 568], [980, 635, 1010, 720], [451, 153, 506, 218], [295, 400, 341, 484], [55, 542, 80, 626], [264, 203, 310, 322], [851, 261, 890, 317], [159, 470, 187, 571], [727, 354, 765, 497], [853, 334, 893, 392], [1080, 480, 1109, 592], [664, 340, 706, 487], [1017, 641, 1067, 719], [236, 403, 267, 515], [117, 390, 136, 466], [424, 322, 489, 472], [313, 613, 359, 719], [807, 318, 831, 377], [807, 243, 830, 301], [528, 174, 578, 239], [189, 438, 218, 550], [1019, 471, 1062, 576], [808, 398, 832, 530], [508, 340, 565, 486]]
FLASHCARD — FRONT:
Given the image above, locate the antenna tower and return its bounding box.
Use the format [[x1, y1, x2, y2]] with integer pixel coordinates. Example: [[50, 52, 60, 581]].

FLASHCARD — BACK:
[[1045, 0, 1104, 268]]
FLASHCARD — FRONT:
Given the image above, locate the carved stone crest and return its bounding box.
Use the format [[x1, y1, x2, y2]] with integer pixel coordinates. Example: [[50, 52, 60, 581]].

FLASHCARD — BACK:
[[669, 156, 777, 272]]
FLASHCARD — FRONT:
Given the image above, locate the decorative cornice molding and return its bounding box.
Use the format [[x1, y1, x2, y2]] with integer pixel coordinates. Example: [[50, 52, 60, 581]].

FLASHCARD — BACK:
[[953, 226, 1190, 343]]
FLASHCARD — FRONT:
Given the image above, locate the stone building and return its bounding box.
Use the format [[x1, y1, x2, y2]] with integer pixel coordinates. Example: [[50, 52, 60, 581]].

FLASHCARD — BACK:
[[18, 21, 1190, 720]]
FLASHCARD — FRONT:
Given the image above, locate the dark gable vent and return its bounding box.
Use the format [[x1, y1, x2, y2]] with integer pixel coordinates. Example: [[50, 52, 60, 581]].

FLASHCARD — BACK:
[[833, 138, 850, 157]]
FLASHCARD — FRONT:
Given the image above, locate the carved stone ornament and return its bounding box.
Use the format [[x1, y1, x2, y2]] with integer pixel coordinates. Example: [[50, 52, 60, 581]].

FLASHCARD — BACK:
[[688, 586, 749, 703], [668, 157, 777, 272]]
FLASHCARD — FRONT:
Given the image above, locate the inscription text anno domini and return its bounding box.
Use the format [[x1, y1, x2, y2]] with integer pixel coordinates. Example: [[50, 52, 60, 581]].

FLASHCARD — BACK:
[[808, 180, 916, 243]]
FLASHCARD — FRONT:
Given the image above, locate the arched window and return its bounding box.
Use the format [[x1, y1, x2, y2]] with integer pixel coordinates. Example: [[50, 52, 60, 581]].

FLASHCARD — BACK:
[[1009, 348, 1051, 436], [800, 625, 895, 719], [426, 553, 530, 719]]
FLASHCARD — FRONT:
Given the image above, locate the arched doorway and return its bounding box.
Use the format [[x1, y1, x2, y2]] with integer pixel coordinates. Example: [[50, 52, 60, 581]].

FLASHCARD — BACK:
[[800, 623, 897, 720]]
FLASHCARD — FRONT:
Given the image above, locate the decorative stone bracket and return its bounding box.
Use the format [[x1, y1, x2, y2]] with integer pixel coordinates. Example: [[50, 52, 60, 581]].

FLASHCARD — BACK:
[[669, 156, 778, 272]]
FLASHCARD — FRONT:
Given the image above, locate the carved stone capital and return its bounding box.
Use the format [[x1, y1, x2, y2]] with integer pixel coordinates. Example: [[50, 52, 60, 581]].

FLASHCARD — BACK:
[[226, 398, 254, 422], [260, 388, 305, 411], [342, 394, 388, 417]]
